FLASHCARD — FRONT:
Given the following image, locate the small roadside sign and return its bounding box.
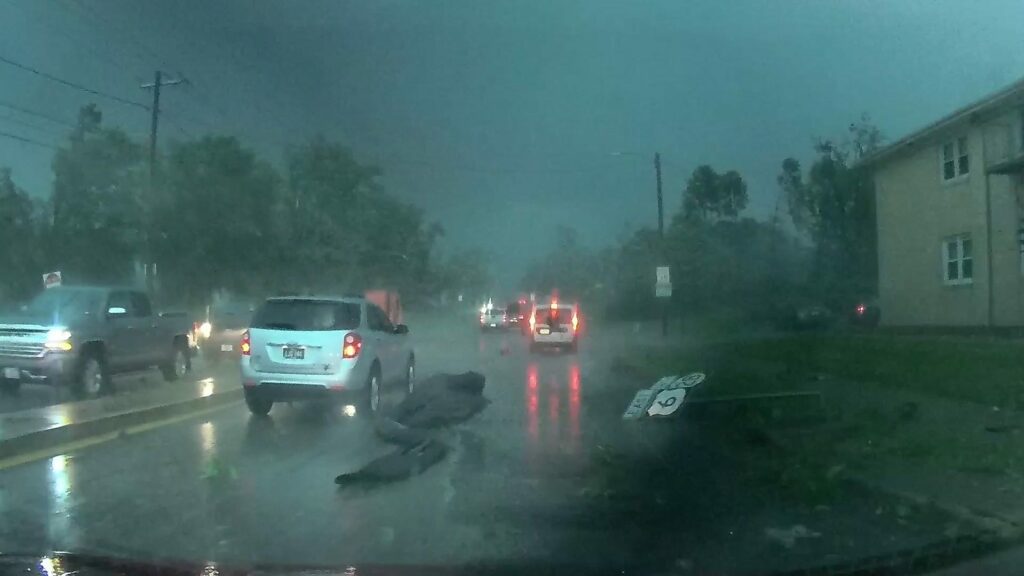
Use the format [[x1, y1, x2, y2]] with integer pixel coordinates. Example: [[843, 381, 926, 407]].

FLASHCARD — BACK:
[[655, 282, 672, 298], [42, 271, 62, 289], [656, 266, 670, 284]]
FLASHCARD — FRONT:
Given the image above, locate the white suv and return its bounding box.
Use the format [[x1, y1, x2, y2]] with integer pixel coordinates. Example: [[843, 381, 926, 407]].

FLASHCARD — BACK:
[[528, 302, 580, 353], [239, 296, 414, 416]]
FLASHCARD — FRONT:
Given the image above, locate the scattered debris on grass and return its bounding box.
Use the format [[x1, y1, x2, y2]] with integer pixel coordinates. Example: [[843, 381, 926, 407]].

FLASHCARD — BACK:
[[764, 524, 821, 548]]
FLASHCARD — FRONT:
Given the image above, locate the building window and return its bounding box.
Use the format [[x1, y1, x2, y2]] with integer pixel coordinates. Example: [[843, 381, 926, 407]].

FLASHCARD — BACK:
[[943, 235, 973, 284], [942, 137, 969, 181]]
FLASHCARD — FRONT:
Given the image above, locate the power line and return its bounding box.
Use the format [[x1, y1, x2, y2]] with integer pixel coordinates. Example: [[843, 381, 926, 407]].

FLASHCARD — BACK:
[[0, 54, 150, 110], [0, 100, 76, 128], [0, 129, 58, 150], [0, 113, 67, 138], [22, 0, 149, 85]]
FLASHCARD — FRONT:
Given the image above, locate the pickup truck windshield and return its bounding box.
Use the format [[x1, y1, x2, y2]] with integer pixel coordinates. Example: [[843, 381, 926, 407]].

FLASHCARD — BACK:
[[22, 288, 104, 318], [251, 300, 360, 331]]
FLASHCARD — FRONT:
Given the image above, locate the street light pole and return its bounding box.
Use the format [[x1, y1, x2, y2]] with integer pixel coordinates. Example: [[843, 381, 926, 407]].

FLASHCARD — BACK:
[[655, 152, 667, 337]]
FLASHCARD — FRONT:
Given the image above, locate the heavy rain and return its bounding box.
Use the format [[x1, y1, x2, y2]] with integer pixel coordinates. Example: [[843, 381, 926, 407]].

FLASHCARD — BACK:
[[2, 1, 1024, 574]]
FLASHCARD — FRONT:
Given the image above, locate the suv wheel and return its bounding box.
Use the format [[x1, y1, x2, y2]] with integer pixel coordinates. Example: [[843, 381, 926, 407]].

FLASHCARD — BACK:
[[245, 389, 273, 416], [406, 358, 416, 395], [361, 366, 382, 416]]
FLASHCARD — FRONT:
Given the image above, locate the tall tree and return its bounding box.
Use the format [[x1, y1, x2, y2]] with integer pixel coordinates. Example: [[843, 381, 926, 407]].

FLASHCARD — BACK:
[[778, 117, 882, 306], [682, 165, 748, 221], [285, 136, 382, 291], [50, 104, 145, 284], [152, 135, 280, 305], [0, 168, 41, 300]]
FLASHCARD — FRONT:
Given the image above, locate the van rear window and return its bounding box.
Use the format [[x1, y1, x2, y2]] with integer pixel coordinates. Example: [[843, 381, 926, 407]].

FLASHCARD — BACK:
[[534, 307, 573, 325], [251, 300, 360, 331]]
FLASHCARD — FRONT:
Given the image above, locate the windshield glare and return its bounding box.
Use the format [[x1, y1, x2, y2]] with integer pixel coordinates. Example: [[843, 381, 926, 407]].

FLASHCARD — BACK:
[[0, 2, 1019, 573]]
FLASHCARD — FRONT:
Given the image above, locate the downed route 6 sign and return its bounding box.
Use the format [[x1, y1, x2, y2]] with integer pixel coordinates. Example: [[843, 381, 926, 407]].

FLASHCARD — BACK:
[[648, 388, 686, 416], [623, 372, 706, 419]]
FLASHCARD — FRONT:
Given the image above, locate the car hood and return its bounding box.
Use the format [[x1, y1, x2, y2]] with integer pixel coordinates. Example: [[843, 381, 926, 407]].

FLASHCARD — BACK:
[[0, 552, 637, 576], [0, 311, 68, 331]]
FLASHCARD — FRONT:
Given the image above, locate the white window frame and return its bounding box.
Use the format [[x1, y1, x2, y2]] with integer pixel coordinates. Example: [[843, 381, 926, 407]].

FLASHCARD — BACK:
[[940, 136, 970, 182], [942, 234, 973, 285]]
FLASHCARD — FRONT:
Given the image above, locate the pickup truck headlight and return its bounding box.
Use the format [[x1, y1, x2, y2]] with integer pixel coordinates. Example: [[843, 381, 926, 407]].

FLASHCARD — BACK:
[[44, 328, 73, 351]]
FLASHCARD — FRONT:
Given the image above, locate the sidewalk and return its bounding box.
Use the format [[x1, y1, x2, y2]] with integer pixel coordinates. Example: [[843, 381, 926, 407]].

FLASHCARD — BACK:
[[0, 369, 241, 462], [806, 377, 1024, 534]]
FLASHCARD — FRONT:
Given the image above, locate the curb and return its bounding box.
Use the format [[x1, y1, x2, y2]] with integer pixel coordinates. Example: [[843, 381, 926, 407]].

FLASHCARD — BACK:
[[0, 388, 243, 462]]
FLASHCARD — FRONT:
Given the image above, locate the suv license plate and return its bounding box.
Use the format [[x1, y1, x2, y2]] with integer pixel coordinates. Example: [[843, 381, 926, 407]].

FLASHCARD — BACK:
[[283, 347, 305, 360], [3, 367, 18, 379], [538, 328, 550, 335]]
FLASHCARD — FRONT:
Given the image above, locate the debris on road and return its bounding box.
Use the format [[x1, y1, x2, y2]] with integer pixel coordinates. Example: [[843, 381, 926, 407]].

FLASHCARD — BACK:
[[334, 439, 448, 485], [335, 371, 488, 486]]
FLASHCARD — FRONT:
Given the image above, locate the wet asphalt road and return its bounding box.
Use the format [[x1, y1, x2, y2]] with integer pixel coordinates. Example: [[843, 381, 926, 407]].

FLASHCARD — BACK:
[[0, 315, 968, 574]]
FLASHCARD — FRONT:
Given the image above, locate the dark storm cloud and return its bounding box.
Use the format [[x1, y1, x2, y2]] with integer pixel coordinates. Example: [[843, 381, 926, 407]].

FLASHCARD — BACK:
[[2, 0, 1023, 287]]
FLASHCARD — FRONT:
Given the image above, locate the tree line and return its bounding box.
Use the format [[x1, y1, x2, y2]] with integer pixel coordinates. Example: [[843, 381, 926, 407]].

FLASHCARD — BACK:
[[0, 104, 490, 308], [522, 118, 882, 323]]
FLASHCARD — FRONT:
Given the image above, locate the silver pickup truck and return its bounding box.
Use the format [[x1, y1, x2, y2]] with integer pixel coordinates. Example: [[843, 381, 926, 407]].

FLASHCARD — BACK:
[[0, 286, 193, 398]]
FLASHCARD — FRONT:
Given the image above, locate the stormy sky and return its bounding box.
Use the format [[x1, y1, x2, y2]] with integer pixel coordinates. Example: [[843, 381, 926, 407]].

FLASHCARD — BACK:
[[2, 0, 1024, 288]]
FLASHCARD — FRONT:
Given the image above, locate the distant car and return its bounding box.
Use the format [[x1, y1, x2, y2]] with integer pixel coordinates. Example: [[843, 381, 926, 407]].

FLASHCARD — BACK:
[[198, 302, 254, 364], [850, 299, 881, 327], [479, 308, 508, 330], [528, 302, 580, 353], [239, 296, 415, 416], [506, 301, 527, 330]]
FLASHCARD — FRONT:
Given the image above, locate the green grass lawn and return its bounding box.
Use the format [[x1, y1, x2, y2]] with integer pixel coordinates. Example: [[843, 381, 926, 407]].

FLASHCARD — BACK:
[[610, 332, 1024, 502], [618, 333, 1024, 408]]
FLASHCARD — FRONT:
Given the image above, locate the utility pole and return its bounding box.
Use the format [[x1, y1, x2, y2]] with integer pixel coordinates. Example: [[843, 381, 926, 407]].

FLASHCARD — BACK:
[[655, 152, 667, 337], [140, 71, 183, 290]]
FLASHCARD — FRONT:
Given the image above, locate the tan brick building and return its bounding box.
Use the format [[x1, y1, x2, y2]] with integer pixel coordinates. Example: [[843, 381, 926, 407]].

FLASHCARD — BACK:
[[866, 79, 1024, 327]]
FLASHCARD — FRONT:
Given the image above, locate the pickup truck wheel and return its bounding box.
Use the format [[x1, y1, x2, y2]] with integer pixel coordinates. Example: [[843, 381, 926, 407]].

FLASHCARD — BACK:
[[244, 389, 273, 416], [74, 355, 109, 399], [161, 343, 190, 382]]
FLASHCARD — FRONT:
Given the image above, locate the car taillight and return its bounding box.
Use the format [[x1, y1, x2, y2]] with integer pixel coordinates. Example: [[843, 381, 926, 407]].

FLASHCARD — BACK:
[[529, 313, 536, 330], [343, 333, 362, 359], [856, 304, 866, 316], [572, 313, 579, 332], [240, 330, 251, 356]]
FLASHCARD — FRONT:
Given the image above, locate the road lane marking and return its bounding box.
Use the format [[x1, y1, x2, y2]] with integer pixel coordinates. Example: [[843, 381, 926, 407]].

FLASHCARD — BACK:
[[0, 398, 242, 471]]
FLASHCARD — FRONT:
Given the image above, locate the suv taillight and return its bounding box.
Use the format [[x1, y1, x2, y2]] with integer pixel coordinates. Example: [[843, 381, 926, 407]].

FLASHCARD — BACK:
[[572, 312, 579, 333], [241, 330, 251, 356], [343, 333, 362, 359]]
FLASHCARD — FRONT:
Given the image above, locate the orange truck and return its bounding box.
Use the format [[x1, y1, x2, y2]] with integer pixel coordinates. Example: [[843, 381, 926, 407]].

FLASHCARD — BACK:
[[364, 290, 403, 325]]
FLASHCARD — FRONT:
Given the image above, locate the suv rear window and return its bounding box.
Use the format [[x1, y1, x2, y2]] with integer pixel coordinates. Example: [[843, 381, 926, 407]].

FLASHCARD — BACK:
[[251, 300, 360, 331]]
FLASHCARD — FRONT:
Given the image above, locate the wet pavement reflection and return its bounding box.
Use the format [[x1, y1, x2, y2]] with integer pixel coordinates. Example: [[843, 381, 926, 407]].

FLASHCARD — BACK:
[[0, 315, 961, 573]]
